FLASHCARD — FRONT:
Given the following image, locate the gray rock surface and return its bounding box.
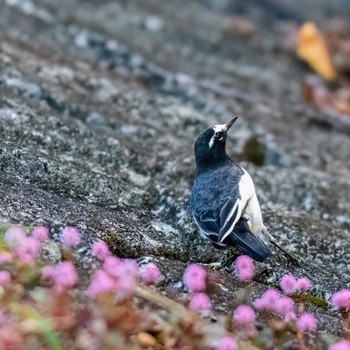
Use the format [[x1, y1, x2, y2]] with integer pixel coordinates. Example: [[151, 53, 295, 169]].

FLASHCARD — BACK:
[[0, 0, 349, 348]]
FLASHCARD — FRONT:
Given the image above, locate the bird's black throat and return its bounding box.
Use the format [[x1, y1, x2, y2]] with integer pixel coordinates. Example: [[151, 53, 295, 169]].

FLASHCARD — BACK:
[[194, 142, 232, 173]]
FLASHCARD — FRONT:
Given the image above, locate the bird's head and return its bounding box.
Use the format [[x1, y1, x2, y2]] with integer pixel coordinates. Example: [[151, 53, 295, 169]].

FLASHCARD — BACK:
[[194, 116, 238, 170]]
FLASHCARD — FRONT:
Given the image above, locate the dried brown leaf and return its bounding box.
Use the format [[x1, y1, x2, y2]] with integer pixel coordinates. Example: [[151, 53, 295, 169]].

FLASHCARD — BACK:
[[297, 22, 337, 80]]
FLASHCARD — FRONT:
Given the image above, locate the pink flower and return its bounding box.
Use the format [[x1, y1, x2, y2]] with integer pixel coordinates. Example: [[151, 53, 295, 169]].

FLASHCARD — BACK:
[[61, 227, 81, 247], [32, 226, 49, 242], [0, 253, 12, 264], [103, 256, 122, 277], [87, 270, 115, 296], [116, 275, 137, 297], [216, 337, 238, 350], [330, 289, 350, 309], [296, 313, 317, 331], [52, 261, 78, 292], [140, 263, 161, 283], [91, 241, 109, 261], [329, 340, 350, 350], [13, 237, 41, 264], [189, 293, 212, 311], [253, 289, 280, 311], [122, 259, 139, 278], [253, 288, 296, 322], [280, 274, 297, 294], [41, 265, 55, 280], [252, 297, 266, 311], [296, 278, 311, 291], [234, 255, 254, 282], [274, 296, 295, 317], [233, 305, 256, 325], [233, 305, 257, 337], [102, 258, 139, 297], [183, 264, 207, 292], [0, 271, 11, 286], [262, 288, 281, 302], [284, 311, 297, 323], [4, 227, 25, 248]]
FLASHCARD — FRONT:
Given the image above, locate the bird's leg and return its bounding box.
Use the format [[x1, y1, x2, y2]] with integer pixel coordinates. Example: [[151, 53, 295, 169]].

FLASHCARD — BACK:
[[262, 227, 300, 266]]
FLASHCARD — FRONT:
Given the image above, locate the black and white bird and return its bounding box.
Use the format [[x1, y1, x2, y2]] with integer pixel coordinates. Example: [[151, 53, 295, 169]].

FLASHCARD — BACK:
[[190, 116, 297, 263]]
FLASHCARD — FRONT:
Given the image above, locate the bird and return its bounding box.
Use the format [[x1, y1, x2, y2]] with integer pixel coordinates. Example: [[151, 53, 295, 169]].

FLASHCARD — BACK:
[[190, 116, 298, 263]]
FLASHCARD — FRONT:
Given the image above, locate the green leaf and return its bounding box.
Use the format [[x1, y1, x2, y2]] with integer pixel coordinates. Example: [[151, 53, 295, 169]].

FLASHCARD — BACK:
[[12, 303, 62, 350]]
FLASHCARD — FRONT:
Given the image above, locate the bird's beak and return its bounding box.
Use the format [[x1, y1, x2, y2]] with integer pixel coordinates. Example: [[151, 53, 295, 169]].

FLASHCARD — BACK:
[[226, 116, 238, 131]]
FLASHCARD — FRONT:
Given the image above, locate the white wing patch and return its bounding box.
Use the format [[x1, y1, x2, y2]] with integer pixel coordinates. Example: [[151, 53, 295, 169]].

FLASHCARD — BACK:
[[240, 168, 264, 235], [218, 198, 244, 242], [221, 199, 239, 229], [219, 167, 263, 242], [239, 168, 256, 202]]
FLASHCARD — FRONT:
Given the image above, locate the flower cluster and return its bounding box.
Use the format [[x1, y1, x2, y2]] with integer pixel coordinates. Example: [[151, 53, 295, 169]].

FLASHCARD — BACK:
[[296, 312, 317, 331], [61, 226, 81, 247], [88, 257, 162, 298], [189, 293, 212, 311], [253, 276, 319, 332], [0, 271, 11, 287], [32, 226, 49, 242], [234, 255, 255, 282], [88, 257, 136, 297], [4, 226, 47, 265], [182, 264, 211, 311], [253, 288, 297, 322], [279, 274, 311, 294], [0, 226, 209, 349], [330, 289, 350, 310], [233, 305, 257, 336], [91, 241, 110, 261], [329, 339, 350, 350], [253, 288, 319, 330], [216, 336, 238, 350], [140, 263, 162, 283], [0, 225, 348, 350], [42, 261, 78, 292], [183, 264, 207, 292]]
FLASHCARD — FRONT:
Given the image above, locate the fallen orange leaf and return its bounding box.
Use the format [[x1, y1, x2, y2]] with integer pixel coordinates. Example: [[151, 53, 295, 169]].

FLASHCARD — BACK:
[[136, 332, 158, 347], [297, 22, 337, 80]]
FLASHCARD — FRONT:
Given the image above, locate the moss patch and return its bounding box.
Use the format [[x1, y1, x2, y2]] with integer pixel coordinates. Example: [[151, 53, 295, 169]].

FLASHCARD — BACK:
[[292, 293, 329, 309]]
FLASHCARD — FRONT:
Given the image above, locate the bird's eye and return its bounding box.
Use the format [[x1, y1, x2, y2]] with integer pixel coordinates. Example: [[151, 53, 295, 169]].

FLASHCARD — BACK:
[[216, 132, 224, 141]]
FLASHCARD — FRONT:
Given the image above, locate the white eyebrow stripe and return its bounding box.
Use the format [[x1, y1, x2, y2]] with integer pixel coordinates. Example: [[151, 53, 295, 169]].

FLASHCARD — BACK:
[[213, 124, 227, 133], [208, 124, 227, 149], [209, 135, 215, 149]]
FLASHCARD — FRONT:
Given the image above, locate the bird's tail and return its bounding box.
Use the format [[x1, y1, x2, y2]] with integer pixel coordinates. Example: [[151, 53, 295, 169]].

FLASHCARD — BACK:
[[262, 226, 300, 265], [228, 219, 272, 262]]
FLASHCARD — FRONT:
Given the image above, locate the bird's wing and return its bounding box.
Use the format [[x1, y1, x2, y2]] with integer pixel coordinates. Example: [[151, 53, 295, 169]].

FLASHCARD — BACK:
[[193, 196, 243, 243], [193, 209, 221, 243], [217, 197, 245, 243], [217, 168, 257, 243], [194, 202, 271, 261], [229, 218, 271, 262]]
